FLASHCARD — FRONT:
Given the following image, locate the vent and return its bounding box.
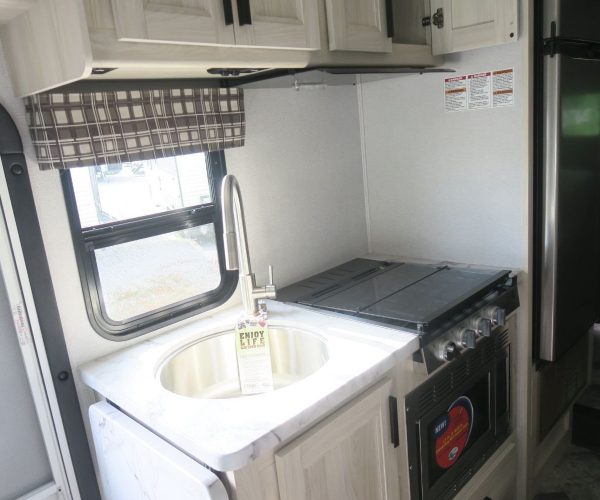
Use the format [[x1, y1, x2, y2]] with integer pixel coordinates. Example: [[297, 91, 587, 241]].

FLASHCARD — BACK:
[[415, 336, 507, 415], [451, 361, 469, 388]]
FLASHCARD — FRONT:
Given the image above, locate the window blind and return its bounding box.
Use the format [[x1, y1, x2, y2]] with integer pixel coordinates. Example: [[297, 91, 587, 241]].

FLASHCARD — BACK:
[[24, 88, 245, 170]]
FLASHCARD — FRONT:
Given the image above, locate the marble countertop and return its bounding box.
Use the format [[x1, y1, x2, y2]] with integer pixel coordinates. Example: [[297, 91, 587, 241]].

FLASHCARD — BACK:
[[79, 300, 419, 472]]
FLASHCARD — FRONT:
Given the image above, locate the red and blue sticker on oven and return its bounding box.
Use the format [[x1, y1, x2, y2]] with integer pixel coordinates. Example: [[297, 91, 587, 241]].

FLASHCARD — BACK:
[[432, 396, 474, 469]]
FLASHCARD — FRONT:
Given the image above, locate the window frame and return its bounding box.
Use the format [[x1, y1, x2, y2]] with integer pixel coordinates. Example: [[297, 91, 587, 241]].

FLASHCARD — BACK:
[[61, 150, 237, 340]]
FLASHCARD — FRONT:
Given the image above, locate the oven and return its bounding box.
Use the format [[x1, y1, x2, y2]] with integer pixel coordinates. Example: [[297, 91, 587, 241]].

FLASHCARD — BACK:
[[405, 326, 511, 500]]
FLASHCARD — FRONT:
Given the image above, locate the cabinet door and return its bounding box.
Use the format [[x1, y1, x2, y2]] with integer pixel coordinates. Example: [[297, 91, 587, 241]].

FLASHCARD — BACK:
[[429, 0, 518, 55], [275, 378, 400, 500], [324, 0, 392, 53], [111, 0, 235, 46], [233, 0, 320, 49]]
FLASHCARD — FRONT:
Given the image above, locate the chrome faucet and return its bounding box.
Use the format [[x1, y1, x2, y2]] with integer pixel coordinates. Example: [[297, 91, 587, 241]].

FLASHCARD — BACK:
[[221, 174, 276, 316]]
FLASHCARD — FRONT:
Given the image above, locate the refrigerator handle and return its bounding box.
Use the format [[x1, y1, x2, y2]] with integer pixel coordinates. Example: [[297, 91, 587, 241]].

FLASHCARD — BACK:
[[544, 37, 600, 61], [540, 52, 560, 361]]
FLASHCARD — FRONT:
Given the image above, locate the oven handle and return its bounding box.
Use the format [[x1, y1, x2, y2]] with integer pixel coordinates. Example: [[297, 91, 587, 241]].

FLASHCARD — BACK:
[[389, 396, 400, 448]]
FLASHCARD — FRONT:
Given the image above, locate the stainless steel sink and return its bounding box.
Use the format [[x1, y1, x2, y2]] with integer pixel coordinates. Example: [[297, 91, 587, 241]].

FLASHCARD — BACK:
[[159, 327, 329, 399]]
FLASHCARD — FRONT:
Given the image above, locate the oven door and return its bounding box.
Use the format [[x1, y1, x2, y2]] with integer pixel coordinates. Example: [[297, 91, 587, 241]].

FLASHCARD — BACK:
[[406, 340, 510, 500]]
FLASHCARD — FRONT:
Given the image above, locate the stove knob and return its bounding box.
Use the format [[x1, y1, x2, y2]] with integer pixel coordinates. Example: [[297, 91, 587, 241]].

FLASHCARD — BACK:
[[490, 307, 506, 326], [475, 318, 492, 337], [439, 341, 459, 362], [459, 329, 477, 349]]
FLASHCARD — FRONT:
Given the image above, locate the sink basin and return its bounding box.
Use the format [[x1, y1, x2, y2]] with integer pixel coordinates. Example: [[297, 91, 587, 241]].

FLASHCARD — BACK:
[[159, 327, 329, 399]]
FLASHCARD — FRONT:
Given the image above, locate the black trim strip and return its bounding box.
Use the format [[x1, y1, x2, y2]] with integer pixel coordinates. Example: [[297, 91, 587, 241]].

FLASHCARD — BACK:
[[81, 205, 216, 249], [0, 104, 101, 499]]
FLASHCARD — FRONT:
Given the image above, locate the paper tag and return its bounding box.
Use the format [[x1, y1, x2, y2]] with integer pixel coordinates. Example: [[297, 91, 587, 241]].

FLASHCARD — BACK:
[[12, 302, 32, 345], [235, 318, 274, 395]]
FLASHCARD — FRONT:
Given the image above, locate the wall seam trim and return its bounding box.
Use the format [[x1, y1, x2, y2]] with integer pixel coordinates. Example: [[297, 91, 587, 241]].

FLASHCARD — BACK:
[[356, 76, 373, 254]]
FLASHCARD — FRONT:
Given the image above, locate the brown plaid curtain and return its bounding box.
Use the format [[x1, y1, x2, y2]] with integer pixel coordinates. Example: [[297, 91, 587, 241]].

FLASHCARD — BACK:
[[23, 88, 245, 170]]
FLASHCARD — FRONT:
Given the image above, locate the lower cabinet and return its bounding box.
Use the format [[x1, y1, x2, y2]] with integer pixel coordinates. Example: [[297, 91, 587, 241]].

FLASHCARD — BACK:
[[88, 377, 402, 500], [87, 370, 518, 500], [274, 378, 400, 500]]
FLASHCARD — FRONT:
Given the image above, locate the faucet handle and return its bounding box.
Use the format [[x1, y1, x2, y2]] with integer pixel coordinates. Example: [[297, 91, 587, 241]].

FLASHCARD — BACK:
[[264, 264, 276, 300], [268, 265, 274, 287]]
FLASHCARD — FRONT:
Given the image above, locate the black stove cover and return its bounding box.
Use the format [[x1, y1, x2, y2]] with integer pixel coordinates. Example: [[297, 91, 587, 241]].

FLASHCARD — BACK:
[[276, 258, 393, 305], [277, 258, 511, 334], [314, 264, 439, 314], [359, 266, 507, 325]]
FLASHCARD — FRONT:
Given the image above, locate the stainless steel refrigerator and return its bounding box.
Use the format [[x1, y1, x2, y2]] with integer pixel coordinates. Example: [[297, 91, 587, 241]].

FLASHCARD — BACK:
[[535, 0, 600, 364]]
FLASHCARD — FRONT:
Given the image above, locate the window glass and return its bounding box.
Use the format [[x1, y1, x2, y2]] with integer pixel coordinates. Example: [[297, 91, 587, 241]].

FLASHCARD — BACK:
[[70, 153, 211, 228], [63, 150, 234, 338], [95, 224, 220, 321]]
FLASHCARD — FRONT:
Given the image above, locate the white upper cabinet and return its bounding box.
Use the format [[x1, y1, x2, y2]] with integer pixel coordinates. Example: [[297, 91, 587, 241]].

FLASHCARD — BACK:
[[429, 0, 518, 55], [111, 0, 236, 46], [0, 0, 520, 96], [275, 378, 400, 500], [324, 0, 392, 53], [234, 0, 321, 49], [110, 0, 319, 50]]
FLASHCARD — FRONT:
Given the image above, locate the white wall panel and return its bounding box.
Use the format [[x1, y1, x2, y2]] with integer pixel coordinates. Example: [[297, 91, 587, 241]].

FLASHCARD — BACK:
[[226, 87, 368, 287], [359, 40, 528, 269]]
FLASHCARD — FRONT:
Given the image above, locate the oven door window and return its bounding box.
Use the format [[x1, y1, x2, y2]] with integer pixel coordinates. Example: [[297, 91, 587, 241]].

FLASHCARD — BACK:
[[426, 373, 491, 487]]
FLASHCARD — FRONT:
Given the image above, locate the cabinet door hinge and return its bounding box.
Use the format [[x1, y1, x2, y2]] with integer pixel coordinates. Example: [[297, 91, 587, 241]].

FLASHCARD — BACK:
[[422, 8, 444, 29]]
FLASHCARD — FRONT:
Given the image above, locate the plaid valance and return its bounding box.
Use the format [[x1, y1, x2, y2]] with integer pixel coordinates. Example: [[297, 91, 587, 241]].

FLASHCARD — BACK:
[[24, 88, 245, 170]]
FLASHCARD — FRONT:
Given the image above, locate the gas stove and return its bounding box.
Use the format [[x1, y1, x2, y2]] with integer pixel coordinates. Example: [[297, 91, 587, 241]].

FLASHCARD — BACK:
[[277, 258, 519, 373]]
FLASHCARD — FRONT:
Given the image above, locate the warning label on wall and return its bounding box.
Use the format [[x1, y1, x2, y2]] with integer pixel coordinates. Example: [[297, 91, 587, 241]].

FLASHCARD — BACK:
[[444, 76, 467, 112], [445, 68, 514, 112], [468, 72, 491, 109], [492, 68, 514, 107]]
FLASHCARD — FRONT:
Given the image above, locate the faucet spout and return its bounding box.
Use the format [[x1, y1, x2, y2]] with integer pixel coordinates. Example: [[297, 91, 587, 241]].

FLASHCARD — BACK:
[[221, 174, 276, 316], [221, 175, 251, 274]]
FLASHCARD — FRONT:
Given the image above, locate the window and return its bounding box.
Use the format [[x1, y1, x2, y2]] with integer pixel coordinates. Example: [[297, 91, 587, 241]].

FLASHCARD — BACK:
[[62, 151, 236, 339]]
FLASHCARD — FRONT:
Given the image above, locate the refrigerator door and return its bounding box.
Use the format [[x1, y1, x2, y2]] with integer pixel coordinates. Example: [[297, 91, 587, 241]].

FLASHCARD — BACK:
[[89, 402, 228, 500], [552, 0, 600, 41], [540, 40, 600, 361]]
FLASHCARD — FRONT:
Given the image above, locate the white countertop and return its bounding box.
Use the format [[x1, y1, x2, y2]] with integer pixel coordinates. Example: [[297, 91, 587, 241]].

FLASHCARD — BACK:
[[79, 301, 419, 472]]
